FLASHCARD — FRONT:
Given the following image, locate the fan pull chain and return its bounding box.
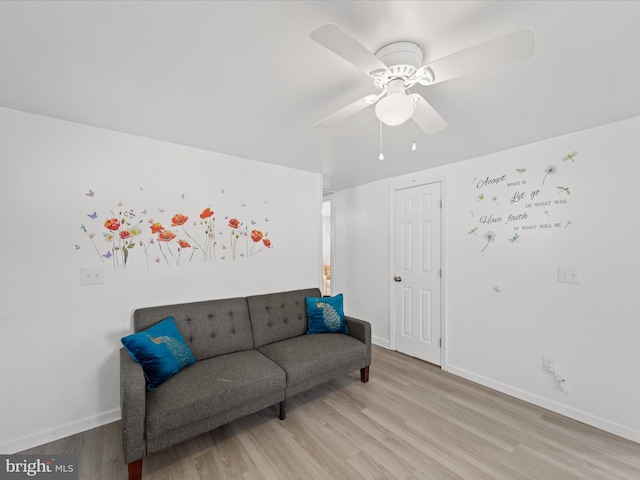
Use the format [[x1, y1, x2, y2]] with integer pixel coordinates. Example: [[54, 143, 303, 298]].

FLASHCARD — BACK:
[[379, 121, 384, 160]]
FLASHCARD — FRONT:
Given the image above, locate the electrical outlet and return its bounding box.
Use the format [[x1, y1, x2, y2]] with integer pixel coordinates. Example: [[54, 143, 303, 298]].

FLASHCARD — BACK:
[[542, 355, 557, 372], [80, 266, 105, 286], [558, 266, 581, 284]]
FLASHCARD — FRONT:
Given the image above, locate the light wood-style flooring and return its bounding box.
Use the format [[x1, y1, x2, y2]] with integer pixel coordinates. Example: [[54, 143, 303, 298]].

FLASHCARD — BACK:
[[21, 346, 640, 479]]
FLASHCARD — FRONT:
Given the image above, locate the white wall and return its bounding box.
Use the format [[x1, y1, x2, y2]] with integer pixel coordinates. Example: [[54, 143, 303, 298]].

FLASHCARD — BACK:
[[333, 115, 640, 443], [0, 107, 322, 452]]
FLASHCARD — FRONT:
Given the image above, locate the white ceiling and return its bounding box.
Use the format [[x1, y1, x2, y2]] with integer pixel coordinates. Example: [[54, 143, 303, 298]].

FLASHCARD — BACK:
[[1, 1, 640, 192]]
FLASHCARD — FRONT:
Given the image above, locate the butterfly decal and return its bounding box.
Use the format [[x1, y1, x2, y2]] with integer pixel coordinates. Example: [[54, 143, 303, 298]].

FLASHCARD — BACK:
[[155, 258, 160, 263], [251, 220, 256, 225], [265, 217, 270, 222], [74, 244, 81, 250], [158, 208, 166, 213], [181, 194, 185, 199], [103, 251, 112, 259], [516, 168, 527, 174], [87, 212, 98, 219], [141, 209, 147, 215], [117, 201, 123, 207], [509, 233, 520, 243], [85, 189, 95, 197]]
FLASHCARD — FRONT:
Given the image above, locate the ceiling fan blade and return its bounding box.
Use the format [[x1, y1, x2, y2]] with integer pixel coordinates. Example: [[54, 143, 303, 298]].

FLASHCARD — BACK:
[[310, 24, 390, 77], [411, 94, 447, 134], [425, 28, 535, 85], [314, 94, 379, 128]]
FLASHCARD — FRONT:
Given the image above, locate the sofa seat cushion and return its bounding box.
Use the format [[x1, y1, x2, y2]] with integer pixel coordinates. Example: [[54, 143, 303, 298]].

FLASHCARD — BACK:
[[145, 350, 285, 440], [257, 334, 366, 388]]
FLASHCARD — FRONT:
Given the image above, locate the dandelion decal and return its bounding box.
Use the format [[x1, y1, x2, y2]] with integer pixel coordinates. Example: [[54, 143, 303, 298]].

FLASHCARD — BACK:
[[565, 220, 572, 230], [542, 165, 557, 186], [481, 231, 496, 252], [492, 196, 500, 205]]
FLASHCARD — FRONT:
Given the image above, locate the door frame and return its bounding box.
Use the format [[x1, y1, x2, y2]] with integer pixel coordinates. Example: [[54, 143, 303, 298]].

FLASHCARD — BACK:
[[389, 177, 448, 370]]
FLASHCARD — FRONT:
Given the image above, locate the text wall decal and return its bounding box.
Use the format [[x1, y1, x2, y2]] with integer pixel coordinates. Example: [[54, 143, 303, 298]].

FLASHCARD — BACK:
[[468, 151, 579, 252]]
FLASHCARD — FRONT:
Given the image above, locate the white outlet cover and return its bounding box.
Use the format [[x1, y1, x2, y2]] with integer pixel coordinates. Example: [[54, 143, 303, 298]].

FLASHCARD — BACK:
[[80, 266, 105, 286], [558, 266, 581, 284]]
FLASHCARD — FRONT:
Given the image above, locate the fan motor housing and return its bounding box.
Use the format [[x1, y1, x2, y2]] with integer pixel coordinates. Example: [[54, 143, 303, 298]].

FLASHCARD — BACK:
[[372, 41, 424, 89], [375, 41, 424, 69]]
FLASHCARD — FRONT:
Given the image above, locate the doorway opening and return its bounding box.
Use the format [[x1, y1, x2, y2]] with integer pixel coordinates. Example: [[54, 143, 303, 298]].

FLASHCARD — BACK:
[[322, 198, 332, 296]]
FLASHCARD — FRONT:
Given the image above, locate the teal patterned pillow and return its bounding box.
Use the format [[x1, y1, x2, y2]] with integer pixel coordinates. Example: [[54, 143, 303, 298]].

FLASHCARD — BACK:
[[121, 316, 195, 390], [306, 294, 349, 335]]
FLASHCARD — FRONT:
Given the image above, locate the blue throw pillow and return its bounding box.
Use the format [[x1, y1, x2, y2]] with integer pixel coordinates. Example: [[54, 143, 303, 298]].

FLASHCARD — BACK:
[[121, 316, 195, 390], [306, 294, 349, 335]]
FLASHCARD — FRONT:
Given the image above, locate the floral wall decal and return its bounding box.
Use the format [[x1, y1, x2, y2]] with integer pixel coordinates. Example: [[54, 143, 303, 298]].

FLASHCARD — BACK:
[[78, 188, 274, 268]]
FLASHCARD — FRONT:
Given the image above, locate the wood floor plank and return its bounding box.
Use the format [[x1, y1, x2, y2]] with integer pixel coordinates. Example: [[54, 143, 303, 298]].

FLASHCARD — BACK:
[[18, 346, 640, 479]]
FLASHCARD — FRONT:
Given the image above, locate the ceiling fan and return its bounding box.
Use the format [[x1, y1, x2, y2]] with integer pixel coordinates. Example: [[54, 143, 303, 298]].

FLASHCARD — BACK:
[[310, 24, 535, 134]]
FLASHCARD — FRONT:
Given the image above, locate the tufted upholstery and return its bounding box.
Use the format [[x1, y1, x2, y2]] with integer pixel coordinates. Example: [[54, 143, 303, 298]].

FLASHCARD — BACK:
[[246, 288, 321, 348], [133, 297, 253, 361], [122, 288, 371, 480]]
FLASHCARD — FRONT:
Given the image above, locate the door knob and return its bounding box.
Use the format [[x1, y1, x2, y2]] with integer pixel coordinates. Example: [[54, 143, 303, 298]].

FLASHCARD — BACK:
[[394, 276, 402, 282]]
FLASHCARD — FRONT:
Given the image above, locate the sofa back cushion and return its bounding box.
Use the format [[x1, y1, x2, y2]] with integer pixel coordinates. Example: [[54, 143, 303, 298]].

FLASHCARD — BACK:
[[133, 297, 254, 361], [247, 288, 321, 348]]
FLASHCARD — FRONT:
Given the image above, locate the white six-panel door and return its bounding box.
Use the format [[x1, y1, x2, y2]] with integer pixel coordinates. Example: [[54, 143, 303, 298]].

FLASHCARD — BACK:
[[393, 182, 442, 365]]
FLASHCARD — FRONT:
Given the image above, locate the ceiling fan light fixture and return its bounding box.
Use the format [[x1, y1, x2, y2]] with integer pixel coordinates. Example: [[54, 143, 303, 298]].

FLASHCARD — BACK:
[[375, 92, 414, 126]]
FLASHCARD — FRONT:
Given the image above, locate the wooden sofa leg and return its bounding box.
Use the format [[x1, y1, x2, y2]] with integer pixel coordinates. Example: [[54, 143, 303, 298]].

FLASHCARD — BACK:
[[128, 459, 143, 480], [360, 366, 370, 383], [279, 400, 286, 420]]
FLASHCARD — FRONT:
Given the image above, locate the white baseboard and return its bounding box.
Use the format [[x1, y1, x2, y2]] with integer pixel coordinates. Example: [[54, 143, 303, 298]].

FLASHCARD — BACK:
[[446, 365, 640, 444], [372, 336, 390, 349], [0, 408, 121, 454]]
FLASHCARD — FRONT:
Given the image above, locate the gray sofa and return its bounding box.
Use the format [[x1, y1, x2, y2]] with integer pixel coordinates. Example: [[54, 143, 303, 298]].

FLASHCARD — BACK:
[[120, 287, 371, 480]]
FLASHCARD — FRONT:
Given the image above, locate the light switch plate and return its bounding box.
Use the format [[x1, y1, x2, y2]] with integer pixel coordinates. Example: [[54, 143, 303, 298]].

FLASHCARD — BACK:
[[80, 266, 105, 286], [558, 266, 580, 284]]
